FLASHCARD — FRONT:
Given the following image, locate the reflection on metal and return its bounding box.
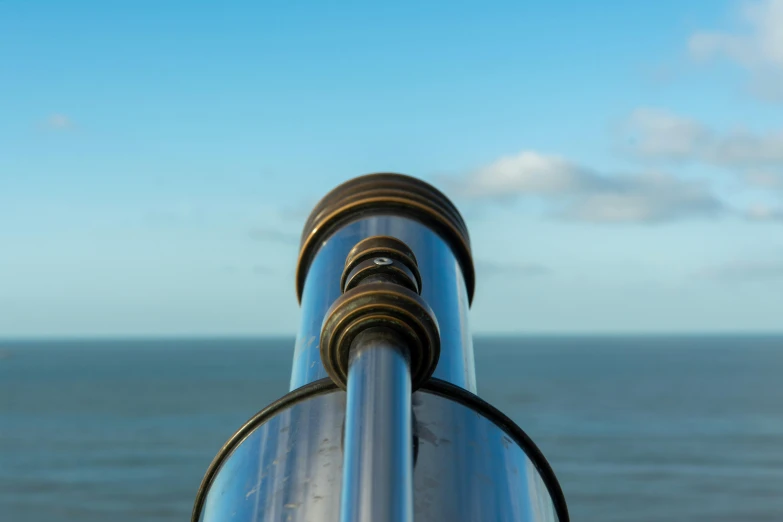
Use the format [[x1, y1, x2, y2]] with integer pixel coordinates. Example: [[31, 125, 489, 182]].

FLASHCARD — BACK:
[[291, 216, 476, 392], [196, 382, 562, 522], [340, 336, 413, 522], [193, 173, 569, 522], [198, 390, 344, 522]]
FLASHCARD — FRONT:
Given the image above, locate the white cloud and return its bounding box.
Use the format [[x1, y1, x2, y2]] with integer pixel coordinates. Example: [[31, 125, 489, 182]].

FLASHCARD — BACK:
[[623, 108, 709, 161], [688, 0, 783, 101], [45, 113, 73, 130], [711, 130, 783, 167], [563, 172, 726, 223], [460, 151, 601, 198], [622, 107, 783, 168], [453, 151, 727, 224], [744, 203, 783, 220], [744, 170, 783, 189]]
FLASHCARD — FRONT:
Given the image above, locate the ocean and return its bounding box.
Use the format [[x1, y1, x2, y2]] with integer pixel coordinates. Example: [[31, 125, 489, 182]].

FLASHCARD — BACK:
[[1, 336, 782, 522]]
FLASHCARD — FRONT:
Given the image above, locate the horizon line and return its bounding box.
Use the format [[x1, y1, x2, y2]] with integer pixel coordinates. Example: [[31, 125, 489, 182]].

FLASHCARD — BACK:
[[3, 330, 783, 342]]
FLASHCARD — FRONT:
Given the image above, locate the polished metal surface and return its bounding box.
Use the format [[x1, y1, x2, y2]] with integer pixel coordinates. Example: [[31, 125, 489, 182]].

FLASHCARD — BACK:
[[199, 391, 346, 522], [410, 392, 558, 522], [340, 337, 413, 522], [198, 388, 558, 522], [291, 216, 475, 392]]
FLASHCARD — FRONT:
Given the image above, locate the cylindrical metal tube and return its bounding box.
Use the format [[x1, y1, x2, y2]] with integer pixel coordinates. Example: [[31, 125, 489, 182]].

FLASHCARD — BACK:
[[191, 173, 570, 522], [291, 216, 475, 392], [340, 331, 413, 522]]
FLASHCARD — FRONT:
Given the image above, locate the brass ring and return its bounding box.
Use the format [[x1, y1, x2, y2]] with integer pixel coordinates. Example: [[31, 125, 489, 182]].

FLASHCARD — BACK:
[[296, 173, 475, 305], [319, 282, 440, 390]]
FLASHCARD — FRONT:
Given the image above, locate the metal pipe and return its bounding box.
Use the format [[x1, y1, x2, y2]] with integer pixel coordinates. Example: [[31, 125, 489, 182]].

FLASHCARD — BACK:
[[191, 173, 570, 522], [290, 216, 476, 392], [340, 330, 413, 522]]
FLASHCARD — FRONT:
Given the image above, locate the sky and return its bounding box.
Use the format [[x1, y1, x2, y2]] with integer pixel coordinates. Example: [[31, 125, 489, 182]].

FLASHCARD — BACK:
[[1, 0, 782, 337]]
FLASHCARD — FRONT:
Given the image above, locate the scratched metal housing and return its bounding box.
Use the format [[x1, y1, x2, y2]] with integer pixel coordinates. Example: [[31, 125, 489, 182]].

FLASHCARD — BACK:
[[198, 387, 559, 522], [194, 175, 569, 522]]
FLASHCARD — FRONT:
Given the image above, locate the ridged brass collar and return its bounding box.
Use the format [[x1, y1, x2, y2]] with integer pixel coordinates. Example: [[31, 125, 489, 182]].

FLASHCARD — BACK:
[[296, 173, 475, 305]]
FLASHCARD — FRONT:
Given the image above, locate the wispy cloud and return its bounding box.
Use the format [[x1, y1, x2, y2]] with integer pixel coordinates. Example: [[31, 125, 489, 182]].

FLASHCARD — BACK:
[[698, 259, 783, 282], [279, 201, 317, 223], [221, 264, 278, 276], [476, 260, 550, 277], [620, 107, 783, 169], [252, 264, 276, 275], [248, 227, 299, 244], [619, 108, 710, 162], [688, 0, 783, 101], [744, 170, 783, 190], [616, 108, 783, 219], [744, 203, 783, 221], [448, 150, 727, 224], [44, 113, 74, 130]]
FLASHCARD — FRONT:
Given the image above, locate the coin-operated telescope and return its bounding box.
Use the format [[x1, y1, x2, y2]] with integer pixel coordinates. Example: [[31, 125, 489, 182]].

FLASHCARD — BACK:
[[192, 173, 569, 522]]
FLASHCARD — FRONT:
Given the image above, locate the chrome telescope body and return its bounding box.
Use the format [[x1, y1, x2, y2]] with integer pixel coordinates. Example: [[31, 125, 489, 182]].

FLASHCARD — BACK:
[[192, 174, 569, 522]]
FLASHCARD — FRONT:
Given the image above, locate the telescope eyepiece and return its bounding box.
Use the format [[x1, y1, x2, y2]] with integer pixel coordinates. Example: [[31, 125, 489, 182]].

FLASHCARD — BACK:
[[320, 234, 441, 391], [341, 235, 422, 294], [193, 172, 569, 522], [296, 173, 475, 305]]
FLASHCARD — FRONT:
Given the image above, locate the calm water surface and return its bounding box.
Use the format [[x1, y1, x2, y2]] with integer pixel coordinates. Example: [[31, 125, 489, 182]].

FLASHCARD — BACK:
[[1, 336, 782, 521]]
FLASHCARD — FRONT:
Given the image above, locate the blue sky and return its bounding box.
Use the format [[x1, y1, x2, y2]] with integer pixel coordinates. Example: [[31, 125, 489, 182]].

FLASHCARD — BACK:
[[2, 0, 782, 337]]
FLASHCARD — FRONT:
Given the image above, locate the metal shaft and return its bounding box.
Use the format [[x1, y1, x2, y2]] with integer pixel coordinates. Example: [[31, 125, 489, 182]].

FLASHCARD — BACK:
[[339, 331, 413, 522], [192, 173, 570, 522]]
